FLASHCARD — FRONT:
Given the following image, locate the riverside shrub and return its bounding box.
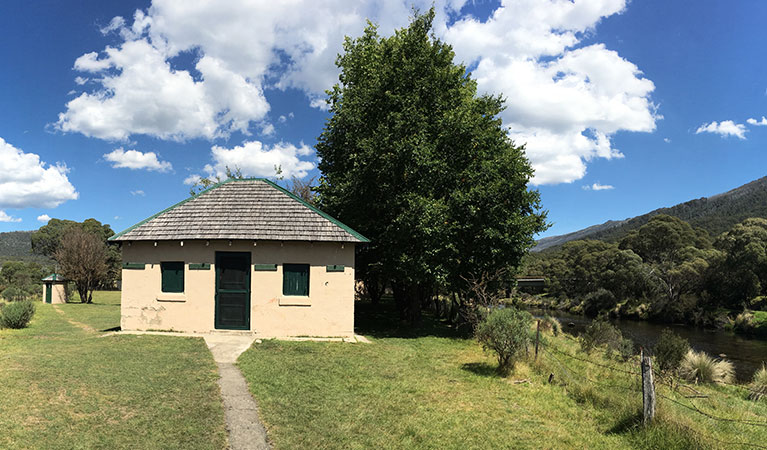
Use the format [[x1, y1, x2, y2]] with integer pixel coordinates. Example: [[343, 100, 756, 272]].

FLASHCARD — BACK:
[[475, 307, 532, 376], [0, 301, 36, 329], [654, 328, 690, 374]]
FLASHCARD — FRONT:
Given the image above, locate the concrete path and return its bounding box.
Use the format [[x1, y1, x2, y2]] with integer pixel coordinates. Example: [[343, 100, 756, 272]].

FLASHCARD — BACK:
[[203, 335, 270, 450]]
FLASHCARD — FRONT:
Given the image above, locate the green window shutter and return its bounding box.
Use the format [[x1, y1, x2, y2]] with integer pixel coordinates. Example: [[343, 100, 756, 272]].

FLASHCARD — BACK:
[[189, 263, 210, 270], [254, 264, 278, 271], [326, 265, 345, 272], [123, 262, 145, 269], [161, 262, 184, 293], [283, 264, 309, 296]]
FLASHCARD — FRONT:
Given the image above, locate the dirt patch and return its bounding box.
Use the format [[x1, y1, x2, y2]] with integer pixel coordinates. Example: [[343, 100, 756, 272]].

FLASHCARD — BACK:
[[52, 306, 97, 333]]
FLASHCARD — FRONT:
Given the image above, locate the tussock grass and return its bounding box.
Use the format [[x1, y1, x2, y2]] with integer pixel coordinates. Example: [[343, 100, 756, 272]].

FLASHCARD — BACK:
[[750, 364, 767, 401], [679, 350, 734, 384]]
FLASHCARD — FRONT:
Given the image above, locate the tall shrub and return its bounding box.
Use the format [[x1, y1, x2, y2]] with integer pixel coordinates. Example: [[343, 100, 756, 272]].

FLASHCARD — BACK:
[[475, 307, 532, 376]]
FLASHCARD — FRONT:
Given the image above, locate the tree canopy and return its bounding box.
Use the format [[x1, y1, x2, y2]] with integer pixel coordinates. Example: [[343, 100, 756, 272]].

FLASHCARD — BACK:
[[315, 9, 547, 323]]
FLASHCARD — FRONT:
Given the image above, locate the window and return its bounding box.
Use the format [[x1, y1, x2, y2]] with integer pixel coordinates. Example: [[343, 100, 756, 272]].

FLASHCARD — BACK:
[[283, 264, 309, 296], [161, 262, 184, 293]]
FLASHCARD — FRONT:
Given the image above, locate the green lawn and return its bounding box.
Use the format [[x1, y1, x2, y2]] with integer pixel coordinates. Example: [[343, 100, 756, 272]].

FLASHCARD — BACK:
[[0, 292, 226, 449], [238, 300, 767, 449]]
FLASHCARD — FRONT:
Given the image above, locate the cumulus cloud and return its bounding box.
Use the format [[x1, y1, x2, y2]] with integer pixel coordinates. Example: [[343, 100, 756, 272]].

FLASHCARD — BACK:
[[0, 211, 22, 223], [37, 214, 51, 222], [58, 0, 656, 184], [104, 148, 172, 172], [747, 116, 767, 126], [695, 120, 747, 139], [0, 138, 78, 209], [445, 0, 657, 184], [663, 138, 671, 143], [193, 141, 315, 180], [582, 182, 614, 191], [130, 190, 145, 196]]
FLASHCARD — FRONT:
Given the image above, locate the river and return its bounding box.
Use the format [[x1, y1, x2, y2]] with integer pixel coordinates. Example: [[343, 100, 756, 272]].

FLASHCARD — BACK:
[[527, 308, 767, 382]]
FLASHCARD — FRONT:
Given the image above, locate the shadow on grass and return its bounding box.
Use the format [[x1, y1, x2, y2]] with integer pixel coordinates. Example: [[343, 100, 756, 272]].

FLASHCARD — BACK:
[[102, 326, 121, 332], [605, 411, 643, 434], [461, 362, 499, 377], [355, 296, 471, 340]]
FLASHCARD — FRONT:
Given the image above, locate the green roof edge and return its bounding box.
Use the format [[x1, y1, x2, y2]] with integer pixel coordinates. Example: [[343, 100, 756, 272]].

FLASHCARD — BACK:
[[261, 179, 370, 243], [108, 178, 238, 241], [109, 177, 370, 243]]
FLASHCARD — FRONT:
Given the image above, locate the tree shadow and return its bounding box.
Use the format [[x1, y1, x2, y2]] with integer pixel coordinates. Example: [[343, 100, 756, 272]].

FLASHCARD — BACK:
[[461, 362, 499, 377], [605, 411, 643, 434], [354, 297, 472, 340]]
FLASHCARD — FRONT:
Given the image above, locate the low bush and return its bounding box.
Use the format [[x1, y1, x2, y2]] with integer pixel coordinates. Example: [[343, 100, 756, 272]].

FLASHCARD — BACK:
[[581, 288, 617, 317], [0, 301, 36, 329], [475, 307, 532, 376], [750, 364, 767, 401], [654, 328, 690, 374], [679, 350, 734, 384], [750, 296, 767, 312], [539, 315, 562, 336], [580, 319, 622, 354]]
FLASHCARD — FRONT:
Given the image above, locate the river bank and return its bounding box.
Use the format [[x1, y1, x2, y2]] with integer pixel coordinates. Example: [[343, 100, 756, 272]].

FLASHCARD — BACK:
[[522, 305, 767, 382]]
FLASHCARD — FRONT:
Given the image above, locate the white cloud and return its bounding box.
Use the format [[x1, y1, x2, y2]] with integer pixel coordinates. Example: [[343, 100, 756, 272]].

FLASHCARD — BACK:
[[198, 140, 315, 180], [747, 116, 767, 126], [261, 123, 276, 136], [59, 0, 655, 184], [583, 182, 614, 191], [37, 214, 51, 222], [663, 138, 671, 143], [445, 1, 657, 185], [130, 190, 145, 196], [0, 211, 22, 223], [74, 76, 89, 85], [104, 148, 172, 172], [695, 120, 747, 139], [0, 138, 78, 209], [183, 174, 201, 186]]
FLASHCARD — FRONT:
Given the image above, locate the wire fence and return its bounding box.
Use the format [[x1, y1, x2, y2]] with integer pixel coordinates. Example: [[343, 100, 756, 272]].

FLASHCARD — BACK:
[[534, 334, 767, 448]]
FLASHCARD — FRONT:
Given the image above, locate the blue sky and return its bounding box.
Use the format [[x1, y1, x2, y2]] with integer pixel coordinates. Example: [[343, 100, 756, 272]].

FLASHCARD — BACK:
[[0, 0, 765, 239]]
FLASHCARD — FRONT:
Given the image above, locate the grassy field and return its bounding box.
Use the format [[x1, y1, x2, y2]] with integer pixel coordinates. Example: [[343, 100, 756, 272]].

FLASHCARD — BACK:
[[238, 300, 767, 449], [0, 291, 227, 449]]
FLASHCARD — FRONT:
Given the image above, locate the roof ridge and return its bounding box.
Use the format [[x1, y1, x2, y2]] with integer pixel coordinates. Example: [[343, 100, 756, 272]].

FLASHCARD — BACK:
[[109, 178, 238, 241], [110, 178, 370, 243]]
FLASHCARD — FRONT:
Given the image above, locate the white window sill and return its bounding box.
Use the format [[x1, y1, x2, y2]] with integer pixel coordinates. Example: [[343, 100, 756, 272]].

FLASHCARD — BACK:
[[279, 296, 311, 306], [156, 293, 186, 302]]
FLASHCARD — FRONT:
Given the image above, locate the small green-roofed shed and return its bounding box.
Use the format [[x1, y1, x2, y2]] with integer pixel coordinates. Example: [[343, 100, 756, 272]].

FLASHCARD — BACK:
[[42, 273, 67, 304]]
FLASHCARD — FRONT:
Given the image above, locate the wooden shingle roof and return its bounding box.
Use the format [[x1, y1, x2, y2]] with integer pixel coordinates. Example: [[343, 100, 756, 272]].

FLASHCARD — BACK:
[[110, 179, 368, 243]]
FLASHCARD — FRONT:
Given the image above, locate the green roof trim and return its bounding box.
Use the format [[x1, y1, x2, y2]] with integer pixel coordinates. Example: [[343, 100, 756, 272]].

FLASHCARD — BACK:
[[110, 177, 369, 243], [41, 273, 65, 282], [261, 179, 370, 243], [109, 178, 238, 241]]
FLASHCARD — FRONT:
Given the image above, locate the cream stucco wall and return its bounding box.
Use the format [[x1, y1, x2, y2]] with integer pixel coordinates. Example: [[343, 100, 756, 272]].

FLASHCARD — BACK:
[[43, 282, 67, 304], [120, 240, 355, 337]]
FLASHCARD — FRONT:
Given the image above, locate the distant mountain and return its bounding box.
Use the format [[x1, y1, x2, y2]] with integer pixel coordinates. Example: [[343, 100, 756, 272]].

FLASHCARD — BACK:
[[533, 176, 767, 252], [0, 230, 54, 265]]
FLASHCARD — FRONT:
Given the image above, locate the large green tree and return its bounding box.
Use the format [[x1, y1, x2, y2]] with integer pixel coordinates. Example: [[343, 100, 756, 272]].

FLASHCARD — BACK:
[[707, 217, 767, 308], [315, 10, 547, 324], [620, 214, 717, 313], [31, 218, 120, 289]]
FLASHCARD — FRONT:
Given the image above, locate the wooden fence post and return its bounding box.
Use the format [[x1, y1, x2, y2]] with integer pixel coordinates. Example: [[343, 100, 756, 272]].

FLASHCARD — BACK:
[[534, 320, 541, 362], [641, 352, 656, 426]]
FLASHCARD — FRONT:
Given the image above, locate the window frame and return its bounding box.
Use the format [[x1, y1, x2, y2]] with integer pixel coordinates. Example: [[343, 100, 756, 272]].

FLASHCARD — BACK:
[[282, 263, 310, 296], [160, 261, 185, 293]]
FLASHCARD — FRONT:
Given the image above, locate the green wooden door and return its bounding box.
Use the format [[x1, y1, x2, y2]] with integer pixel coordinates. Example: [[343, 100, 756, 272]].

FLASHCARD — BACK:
[[215, 252, 251, 330], [45, 283, 52, 303]]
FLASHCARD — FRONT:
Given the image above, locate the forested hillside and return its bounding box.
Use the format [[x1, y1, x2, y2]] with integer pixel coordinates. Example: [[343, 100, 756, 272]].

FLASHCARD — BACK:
[[0, 231, 53, 265], [535, 176, 767, 251]]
